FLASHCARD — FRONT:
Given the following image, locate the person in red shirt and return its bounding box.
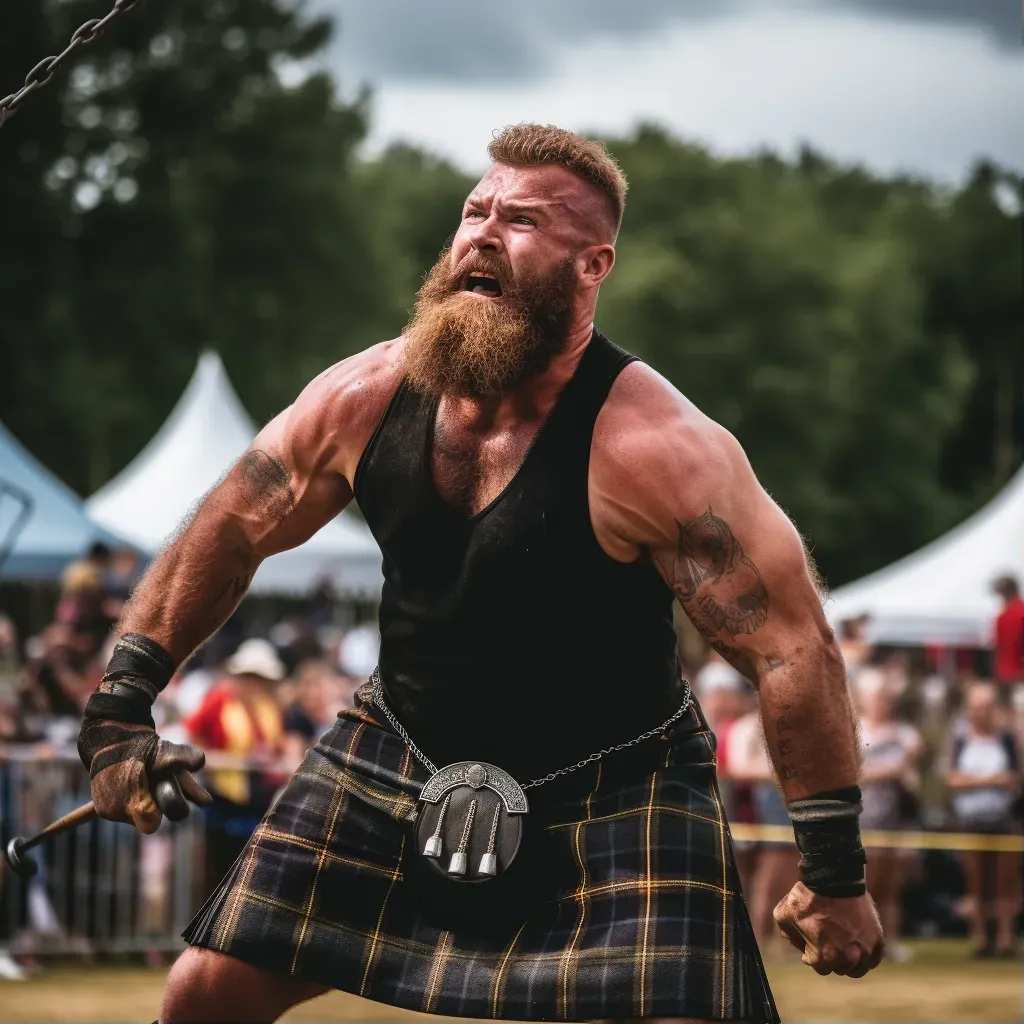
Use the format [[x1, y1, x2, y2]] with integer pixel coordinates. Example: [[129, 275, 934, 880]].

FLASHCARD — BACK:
[[992, 575, 1024, 688], [186, 638, 286, 890]]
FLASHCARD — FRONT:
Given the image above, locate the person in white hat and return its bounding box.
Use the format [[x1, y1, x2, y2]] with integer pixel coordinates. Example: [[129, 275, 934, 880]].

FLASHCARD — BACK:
[[184, 639, 287, 888]]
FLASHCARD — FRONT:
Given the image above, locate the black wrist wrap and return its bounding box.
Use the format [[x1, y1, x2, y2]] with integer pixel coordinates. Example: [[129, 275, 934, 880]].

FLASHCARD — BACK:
[[789, 786, 867, 898], [97, 633, 175, 704], [82, 634, 175, 730]]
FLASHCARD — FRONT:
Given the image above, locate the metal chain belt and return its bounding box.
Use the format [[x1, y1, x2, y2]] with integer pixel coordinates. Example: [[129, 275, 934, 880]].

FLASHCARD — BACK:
[[0, 0, 144, 130], [370, 669, 693, 791]]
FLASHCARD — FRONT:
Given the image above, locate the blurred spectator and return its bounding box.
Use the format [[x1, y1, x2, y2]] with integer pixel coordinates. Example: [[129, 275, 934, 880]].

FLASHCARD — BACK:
[[307, 580, 339, 631], [838, 615, 872, 677], [858, 674, 923, 962], [281, 659, 343, 765], [711, 675, 758, 894], [170, 660, 220, 721], [22, 625, 97, 721], [0, 612, 18, 681], [879, 651, 911, 701], [944, 681, 1022, 958], [992, 575, 1024, 698], [269, 617, 323, 676], [55, 542, 116, 659], [726, 708, 799, 954], [693, 651, 747, 734], [102, 547, 141, 609], [0, 614, 20, 739], [185, 638, 287, 889]]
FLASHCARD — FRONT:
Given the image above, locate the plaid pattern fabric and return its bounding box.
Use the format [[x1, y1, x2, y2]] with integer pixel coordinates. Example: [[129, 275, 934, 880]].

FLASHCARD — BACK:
[[184, 696, 778, 1021]]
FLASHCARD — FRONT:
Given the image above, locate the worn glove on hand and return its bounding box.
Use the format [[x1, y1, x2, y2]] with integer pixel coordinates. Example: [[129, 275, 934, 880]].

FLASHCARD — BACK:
[[78, 703, 212, 834]]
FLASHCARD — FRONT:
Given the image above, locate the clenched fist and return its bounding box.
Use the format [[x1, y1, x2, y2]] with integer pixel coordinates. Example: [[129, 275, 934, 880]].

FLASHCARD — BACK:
[[78, 717, 212, 834], [774, 881, 885, 978]]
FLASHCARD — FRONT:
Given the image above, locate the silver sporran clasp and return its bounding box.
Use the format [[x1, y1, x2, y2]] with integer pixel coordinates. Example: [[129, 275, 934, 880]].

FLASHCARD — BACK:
[[416, 761, 527, 883]]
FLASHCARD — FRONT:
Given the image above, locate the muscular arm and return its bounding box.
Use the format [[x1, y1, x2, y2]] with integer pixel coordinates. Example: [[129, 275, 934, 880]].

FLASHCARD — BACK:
[[593, 364, 858, 801], [118, 342, 401, 666]]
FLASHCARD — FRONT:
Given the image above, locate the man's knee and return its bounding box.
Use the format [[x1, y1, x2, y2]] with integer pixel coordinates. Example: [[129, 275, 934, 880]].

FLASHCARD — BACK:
[[161, 945, 325, 1024], [161, 947, 237, 1023]]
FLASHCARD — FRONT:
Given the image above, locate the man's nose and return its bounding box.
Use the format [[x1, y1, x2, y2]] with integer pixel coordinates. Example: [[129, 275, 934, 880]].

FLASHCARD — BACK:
[[465, 213, 503, 254]]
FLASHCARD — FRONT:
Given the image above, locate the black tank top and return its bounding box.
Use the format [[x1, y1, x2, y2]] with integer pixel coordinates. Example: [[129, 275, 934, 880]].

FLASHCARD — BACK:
[[354, 330, 680, 779]]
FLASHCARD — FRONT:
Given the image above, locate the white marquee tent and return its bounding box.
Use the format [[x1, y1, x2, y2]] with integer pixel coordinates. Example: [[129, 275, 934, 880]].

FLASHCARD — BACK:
[[827, 464, 1024, 646], [86, 352, 382, 597]]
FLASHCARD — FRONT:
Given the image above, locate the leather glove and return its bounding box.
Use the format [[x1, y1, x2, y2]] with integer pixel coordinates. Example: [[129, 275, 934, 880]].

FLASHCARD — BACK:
[[78, 695, 212, 834]]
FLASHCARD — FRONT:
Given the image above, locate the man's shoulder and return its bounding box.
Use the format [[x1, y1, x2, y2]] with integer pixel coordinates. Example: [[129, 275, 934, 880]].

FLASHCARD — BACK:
[[588, 357, 752, 558], [285, 339, 406, 483], [593, 357, 741, 488], [297, 339, 405, 419]]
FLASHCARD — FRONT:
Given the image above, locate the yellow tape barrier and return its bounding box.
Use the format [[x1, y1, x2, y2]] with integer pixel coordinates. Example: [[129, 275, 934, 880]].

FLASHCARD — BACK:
[[728, 822, 1024, 853]]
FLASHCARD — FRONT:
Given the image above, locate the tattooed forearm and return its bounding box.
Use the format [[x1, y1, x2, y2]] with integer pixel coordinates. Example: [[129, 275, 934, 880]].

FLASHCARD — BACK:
[[658, 506, 769, 640], [205, 544, 256, 614], [774, 702, 797, 781]]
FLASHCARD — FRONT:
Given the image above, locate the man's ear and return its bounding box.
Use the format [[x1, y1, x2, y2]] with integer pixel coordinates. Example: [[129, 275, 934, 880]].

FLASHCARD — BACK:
[[580, 244, 615, 288]]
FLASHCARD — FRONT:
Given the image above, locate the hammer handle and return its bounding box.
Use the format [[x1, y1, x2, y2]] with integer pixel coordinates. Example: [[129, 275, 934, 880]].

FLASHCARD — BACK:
[[21, 801, 97, 852], [16, 775, 189, 854]]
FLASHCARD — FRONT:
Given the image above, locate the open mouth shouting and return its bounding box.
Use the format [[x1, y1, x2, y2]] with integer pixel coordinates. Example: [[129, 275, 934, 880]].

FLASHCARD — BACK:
[[464, 271, 503, 298]]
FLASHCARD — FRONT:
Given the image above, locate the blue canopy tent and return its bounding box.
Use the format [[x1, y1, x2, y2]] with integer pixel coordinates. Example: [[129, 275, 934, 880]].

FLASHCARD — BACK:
[[0, 420, 130, 581]]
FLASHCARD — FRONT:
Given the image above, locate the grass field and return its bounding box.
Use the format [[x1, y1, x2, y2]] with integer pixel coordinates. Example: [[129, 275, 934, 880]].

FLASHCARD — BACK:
[[0, 941, 1019, 1022]]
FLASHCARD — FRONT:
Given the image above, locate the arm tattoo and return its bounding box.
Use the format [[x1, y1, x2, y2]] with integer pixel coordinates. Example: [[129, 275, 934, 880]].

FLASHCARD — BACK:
[[204, 544, 256, 613], [775, 700, 797, 780], [239, 449, 295, 520], [196, 450, 292, 615], [658, 506, 769, 639]]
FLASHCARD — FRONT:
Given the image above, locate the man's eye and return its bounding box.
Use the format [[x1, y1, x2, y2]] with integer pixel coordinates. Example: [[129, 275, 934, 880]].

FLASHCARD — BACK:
[[512, 216, 535, 226], [464, 210, 484, 219]]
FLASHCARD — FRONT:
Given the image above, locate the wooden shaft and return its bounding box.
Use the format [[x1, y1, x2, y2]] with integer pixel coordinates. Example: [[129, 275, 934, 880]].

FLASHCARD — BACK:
[[22, 801, 97, 852]]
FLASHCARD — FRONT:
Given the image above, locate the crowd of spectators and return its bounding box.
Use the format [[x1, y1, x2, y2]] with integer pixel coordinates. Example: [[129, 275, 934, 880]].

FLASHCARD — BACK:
[[0, 544, 377, 979], [697, 598, 1023, 964], [0, 552, 1021, 978]]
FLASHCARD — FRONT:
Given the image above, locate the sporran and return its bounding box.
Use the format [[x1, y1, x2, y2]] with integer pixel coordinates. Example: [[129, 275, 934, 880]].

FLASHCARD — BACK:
[[370, 669, 693, 888]]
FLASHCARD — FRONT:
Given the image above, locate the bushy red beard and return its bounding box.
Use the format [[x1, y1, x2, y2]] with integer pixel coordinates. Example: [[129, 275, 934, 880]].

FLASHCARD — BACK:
[[402, 249, 577, 399]]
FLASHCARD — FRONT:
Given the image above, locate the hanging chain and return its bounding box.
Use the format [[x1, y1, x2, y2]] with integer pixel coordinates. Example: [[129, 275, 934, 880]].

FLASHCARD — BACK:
[[371, 671, 440, 776], [370, 669, 693, 791], [0, 0, 145, 130]]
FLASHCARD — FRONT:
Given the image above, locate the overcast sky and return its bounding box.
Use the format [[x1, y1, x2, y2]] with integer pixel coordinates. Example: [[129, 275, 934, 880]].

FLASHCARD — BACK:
[[308, 0, 1022, 182]]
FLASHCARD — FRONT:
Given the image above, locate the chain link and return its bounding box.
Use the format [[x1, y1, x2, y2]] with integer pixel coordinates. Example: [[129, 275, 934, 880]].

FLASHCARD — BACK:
[[370, 671, 440, 777], [370, 669, 693, 791], [0, 0, 144, 130]]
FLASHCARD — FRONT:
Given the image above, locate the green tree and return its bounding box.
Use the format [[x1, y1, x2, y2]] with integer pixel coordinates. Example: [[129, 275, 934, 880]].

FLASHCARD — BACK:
[[354, 142, 476, 336], [1, 0, 381, 493], [597, 126, 975, 586], [3, 13, 1017, 592]]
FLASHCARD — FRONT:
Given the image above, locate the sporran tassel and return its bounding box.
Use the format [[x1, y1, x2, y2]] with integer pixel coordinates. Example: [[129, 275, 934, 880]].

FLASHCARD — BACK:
[[478, 802, 502, 877], [422, 792, 451, 859], [447, 798, 477, 876]]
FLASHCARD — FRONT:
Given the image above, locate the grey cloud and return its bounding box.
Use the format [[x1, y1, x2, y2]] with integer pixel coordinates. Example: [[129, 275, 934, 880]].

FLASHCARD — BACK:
[[316, 0, 741, 84], [833, 1, 1021, 48], [314, 0, 1020, 85]]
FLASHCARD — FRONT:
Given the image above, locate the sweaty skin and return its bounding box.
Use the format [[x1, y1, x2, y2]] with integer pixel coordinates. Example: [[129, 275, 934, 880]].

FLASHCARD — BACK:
[[117, 163, 882, 1019]]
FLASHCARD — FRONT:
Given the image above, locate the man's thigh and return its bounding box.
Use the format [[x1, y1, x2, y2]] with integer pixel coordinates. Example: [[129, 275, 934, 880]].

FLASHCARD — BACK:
[[160, 945, 328, 1024]]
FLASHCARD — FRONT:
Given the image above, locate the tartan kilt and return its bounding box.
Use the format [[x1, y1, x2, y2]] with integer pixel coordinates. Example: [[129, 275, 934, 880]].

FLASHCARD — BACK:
[[183, 693, 778, 1022]]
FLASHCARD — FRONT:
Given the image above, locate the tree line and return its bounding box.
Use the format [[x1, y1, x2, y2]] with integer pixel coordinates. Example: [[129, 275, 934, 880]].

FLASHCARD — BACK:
[[1, 0, 1020, 588]]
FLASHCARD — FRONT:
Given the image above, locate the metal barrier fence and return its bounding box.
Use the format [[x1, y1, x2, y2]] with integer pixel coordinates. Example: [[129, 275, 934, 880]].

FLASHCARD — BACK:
[[0, 749, 203, 958]]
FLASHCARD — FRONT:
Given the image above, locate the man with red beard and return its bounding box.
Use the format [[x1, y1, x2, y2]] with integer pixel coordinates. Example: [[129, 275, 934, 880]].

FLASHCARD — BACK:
[[77, 124, 882, 1023]]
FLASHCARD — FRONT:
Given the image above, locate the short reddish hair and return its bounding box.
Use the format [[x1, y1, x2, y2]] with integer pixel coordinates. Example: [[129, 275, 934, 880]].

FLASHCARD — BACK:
[[487, 123, 628, 235]]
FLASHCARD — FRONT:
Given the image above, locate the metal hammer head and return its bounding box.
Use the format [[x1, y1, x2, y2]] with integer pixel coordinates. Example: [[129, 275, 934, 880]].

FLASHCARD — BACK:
[[5, 837, 38, 879]]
